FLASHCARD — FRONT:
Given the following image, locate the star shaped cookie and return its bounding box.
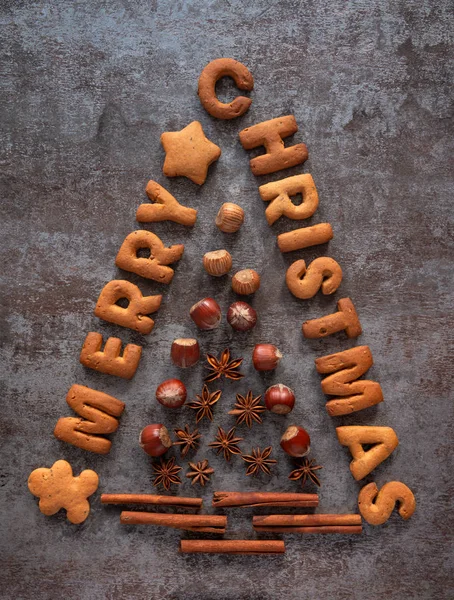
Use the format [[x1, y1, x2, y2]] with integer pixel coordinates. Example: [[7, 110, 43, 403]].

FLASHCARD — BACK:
[[161, 121, 221, 185]]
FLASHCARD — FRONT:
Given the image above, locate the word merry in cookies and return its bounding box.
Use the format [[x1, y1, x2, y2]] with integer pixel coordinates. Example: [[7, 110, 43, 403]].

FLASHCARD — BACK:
[[55, 183, 198, 453]]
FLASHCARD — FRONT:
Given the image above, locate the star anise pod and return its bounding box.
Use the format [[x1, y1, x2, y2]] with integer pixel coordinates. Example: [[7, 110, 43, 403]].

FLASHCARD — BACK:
[[242, 446, 277, 477], [208, 426, 243, 462], [186, 459, 214, 486], [151, 457, 182, 491], [205, 348, 244, 382], [188, 385, 222, 422], [173, 425, 201, 457], [228, 391, 265, 428], [289, 457, 322, 487]]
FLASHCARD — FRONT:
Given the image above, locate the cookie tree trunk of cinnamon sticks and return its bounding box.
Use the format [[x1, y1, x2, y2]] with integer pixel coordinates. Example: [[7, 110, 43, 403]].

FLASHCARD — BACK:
[[179, 540, 285, 555], [120, 512, 226, 533], [212, 491, 318, 508], [101, 494, 202, 508], [253, 514, 362, 534]]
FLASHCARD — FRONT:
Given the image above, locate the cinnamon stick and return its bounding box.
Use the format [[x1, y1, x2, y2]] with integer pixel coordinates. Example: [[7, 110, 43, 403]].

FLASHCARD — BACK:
[[120, 512, 226, 533], [179, 540, 285, 555], [212, 491, 319, 508], [120, 510, 227, 533], [253, 514, 361, 529], [253, 525, 362, 534], [101, 493, 202, 508]]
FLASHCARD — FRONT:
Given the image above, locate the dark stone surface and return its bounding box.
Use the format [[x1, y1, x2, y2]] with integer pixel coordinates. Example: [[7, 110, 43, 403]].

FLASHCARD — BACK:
[[1, 1, 453, 598]]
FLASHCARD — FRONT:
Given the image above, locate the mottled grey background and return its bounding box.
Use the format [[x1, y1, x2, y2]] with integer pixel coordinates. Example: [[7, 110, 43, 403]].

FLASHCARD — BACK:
[[1, 1, 453, 599]]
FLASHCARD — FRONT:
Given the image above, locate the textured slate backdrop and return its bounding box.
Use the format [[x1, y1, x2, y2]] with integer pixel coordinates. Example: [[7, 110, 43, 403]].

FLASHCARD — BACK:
[[1, 1, 453, 599]]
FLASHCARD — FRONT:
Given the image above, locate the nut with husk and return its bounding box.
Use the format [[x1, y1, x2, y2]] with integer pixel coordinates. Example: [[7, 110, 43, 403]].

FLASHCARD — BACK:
[[280, 425, 310, 457], [203, 249, 233, 276], [227, 301, 257, 332], [215, 202, 244, 233], [171, 338, 200, 368], [252, 344, 282, 371], [265, 384, 295, 414], [139, 424, 172, 457]]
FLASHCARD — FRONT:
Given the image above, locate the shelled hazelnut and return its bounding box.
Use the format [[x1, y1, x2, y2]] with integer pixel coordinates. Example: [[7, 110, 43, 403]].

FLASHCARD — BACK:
[[190, 298, 221, 330], [215, 202, 244, 233], [232, 269, 260, 295], [280, 425, 311, 457], [139, 424, 172, 457], [171, 338, 200, 368], [203, 249, 232, 276], [156, 379, 187, 408], [265, 384, 295, 414], [252, 344, 282, 371], [227, 301, 257, 332]]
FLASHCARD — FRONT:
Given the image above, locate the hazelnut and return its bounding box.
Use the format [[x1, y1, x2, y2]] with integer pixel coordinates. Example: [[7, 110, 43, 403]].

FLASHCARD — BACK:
[[280, 425, 311, 457], [252, 344, 282, 371], [190, 297, 222, 330], [139, 424, 172, 457], [156, 379, 187, 408], [171, 338, 200, 368], [203, 249, 233, 276], [215, 202, 244, 233], [265, 384, 295, 414], [232, 269, 261, 295], [227, 301, 257, 332]]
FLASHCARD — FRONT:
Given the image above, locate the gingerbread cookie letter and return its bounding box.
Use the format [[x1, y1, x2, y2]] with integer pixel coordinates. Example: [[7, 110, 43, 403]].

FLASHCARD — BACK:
[[28, 459, 99, 524], [198, 58, 254, 120], [161, 121, 221, 185], [336, 426, 399, 480], [315, 346, 383, 416], [115, 230, 184, 284], [358, 481, 416, 525], [239, 115, 308, 176], [259, 174, 319, 225], [277, 223, 333, 253], [302, 297, 362, 339], [136, 181, 197, 227], [80, 332, 142, 379], [94, 280, 162, 334], [54, 384, 125, 454], [286, 258, 342, 300]]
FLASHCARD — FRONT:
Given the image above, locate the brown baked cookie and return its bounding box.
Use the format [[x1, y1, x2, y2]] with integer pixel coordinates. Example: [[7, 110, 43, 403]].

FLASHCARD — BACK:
[[286, 257, 343, 300], [358, 481, 416, 525], [239, 115, 308, 176], [302, 297, 362, 339], [161, 121, 221, 185], [54, 384, 125, 454], [80, 332, 142, 379], [94, 280, 162, 334], [198, 58, 254, 120], [115, 230, 184, 284], [277, 223, 333, 253], [28, 459, 99, 524], [315, 346, 384, 416], [336, 426, 399, 480], [136, 180, 197, 226], [259, 174, 319, 225]]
